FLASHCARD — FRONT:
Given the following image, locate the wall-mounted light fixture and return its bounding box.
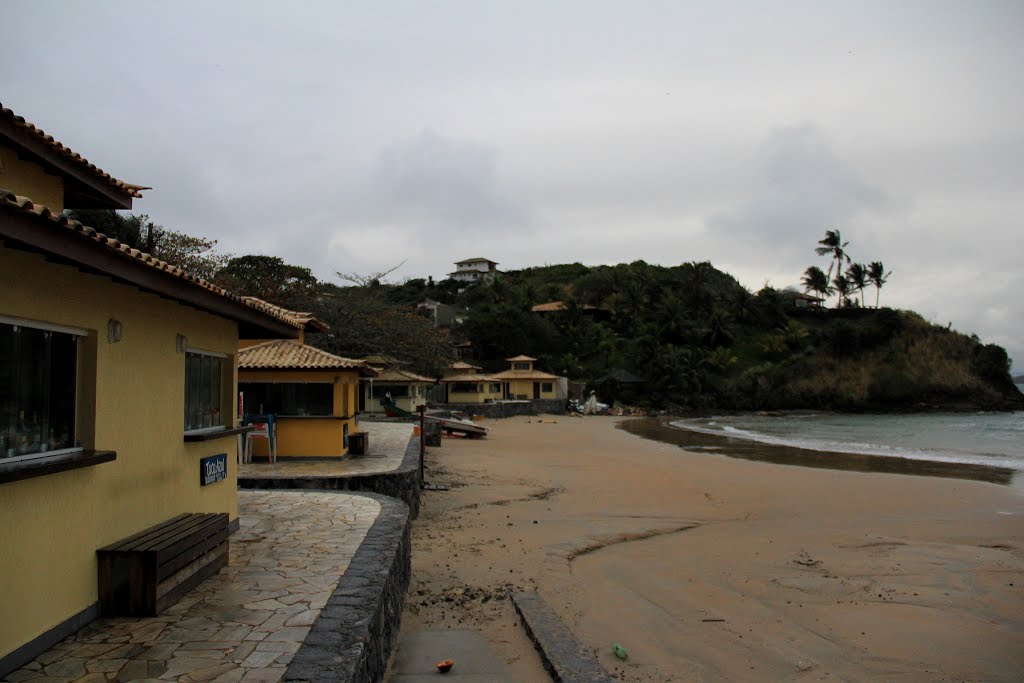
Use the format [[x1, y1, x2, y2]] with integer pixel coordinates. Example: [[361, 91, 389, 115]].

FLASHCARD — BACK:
[[176, 334, 189, 353], [107, 319, 123, 343]]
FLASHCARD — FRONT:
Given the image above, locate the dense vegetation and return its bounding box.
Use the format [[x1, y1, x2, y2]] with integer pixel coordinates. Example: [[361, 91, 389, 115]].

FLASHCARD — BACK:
[[69, 209, 1021, 411], [386, 261, 1022, 412]]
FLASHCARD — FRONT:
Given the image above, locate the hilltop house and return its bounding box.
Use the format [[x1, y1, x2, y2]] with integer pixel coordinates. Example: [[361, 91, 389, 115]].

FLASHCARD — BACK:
[[237, 299, 376, 458], [0, 103, 303, 674], [448, 257, 500, 283]]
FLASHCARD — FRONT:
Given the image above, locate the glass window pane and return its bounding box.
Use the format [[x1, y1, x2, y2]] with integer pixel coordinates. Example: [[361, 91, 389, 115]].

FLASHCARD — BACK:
[[48, 333, 77, 450], [1, 322, 78, 459], [236, 382, 331, 416], [211, 357, 222, 426], [0, 324, 15, 458], [16, 326, 46, 455]]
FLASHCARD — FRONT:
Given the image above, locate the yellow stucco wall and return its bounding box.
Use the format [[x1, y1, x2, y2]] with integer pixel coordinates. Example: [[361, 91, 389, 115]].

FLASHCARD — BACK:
[[0, 243, 242, 658], [504, 379, 558, 400], [361, 383, 428, 415], [238, 368, 360, 457], [445, 382, 504, 404], [0, 148, 65, 212]]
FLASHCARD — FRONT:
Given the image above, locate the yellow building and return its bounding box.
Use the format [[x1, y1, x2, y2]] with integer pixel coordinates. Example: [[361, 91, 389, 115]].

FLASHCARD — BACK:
[[440, 361, 503, 403], [0, 104, 302, 672], [491, 355, 562, 400], [359, 361, 434, 415], [238, 337, 375, 457]]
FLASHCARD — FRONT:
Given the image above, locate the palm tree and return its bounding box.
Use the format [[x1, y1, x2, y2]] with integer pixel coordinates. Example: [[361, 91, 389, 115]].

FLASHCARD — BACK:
[[867, 261, 891, 308], [832, 274, 852, 308], [801, 266, 833, 303], [815, 229, 850, 284], [846, 262, 869, 307]]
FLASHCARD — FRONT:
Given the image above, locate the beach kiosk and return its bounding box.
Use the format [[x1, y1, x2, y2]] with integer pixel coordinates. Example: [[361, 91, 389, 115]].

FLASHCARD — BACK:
[[238, 329, 377, 457]]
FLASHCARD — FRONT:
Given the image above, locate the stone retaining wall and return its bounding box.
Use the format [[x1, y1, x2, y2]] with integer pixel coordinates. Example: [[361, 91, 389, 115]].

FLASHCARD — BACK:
[[283, 492, 412, 683], [435, 399, 566, 418]]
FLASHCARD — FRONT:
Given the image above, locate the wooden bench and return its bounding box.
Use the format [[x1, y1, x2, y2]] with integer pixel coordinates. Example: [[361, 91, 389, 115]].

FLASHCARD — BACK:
[[97, 512, 229, 616]]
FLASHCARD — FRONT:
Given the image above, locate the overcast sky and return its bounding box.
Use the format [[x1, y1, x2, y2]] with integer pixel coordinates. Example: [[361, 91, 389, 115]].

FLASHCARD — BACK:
[[3, 1, 1022, 369]]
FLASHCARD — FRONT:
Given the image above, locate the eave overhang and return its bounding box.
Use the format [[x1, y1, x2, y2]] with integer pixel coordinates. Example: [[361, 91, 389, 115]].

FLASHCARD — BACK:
[[0, 109, 142, 210], [0, 203, 299, 339]]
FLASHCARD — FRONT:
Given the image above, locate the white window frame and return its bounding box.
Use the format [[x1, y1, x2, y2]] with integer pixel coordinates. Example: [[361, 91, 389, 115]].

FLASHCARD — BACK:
[[184, 347, 228, 435]]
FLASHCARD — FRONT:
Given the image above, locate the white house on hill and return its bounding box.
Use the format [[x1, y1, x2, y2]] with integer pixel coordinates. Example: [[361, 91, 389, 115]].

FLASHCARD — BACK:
[[448, 258, 500, 283]]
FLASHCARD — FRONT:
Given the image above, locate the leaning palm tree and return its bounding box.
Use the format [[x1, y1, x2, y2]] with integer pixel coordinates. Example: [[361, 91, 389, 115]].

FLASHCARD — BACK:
[[832, 274, 852, 308], [867, 261, 892, 308], [846, 262, 869, 307], [801, 266, 833, 303], [815, 229, 850, 283]]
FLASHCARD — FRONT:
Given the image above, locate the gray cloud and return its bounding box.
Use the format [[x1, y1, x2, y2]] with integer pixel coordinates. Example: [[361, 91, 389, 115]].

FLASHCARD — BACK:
[[2, 1, 1022, 368], [707, 124, 890, 248]]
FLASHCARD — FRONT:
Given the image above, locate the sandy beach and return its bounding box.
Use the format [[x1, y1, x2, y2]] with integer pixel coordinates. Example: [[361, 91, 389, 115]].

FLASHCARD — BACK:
[[390, 415, 1024, 682]]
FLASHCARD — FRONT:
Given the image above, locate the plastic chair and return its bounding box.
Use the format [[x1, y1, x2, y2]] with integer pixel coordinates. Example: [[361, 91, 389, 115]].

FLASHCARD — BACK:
[[244, 419, 276, 463]]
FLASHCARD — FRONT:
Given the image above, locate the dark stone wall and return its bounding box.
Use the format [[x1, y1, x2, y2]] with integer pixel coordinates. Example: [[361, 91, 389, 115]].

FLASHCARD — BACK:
[[283, 492, 411, 683], [435, 399, 566, 418], [238, 436, 422, 518]]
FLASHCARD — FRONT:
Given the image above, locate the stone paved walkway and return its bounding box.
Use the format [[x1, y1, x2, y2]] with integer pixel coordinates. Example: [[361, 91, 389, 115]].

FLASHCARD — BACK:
[[238, 423, 413, 478], [2, 491, 381, 683]]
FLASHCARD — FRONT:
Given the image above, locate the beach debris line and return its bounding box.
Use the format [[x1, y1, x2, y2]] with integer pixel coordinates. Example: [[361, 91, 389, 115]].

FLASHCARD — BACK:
[[612, 643, 629, 660]]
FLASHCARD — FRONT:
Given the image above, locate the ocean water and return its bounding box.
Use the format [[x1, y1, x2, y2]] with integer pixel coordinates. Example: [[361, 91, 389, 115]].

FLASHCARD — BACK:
[[670, 408, 1024, 474]]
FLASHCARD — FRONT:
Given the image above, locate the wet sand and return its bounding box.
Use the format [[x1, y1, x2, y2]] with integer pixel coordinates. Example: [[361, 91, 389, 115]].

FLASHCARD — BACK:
[[391, 415, 1024, 682]]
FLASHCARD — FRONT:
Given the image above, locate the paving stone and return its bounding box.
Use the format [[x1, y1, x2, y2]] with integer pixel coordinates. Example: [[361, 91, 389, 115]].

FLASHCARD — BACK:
[[85, 659, 126, 674], [68, 645, 119, 660], [134, 644, 180, 660], [281, 611, 317, 628], [177, 663, 238, 683], [159, 658, 226, 680], [252, 642, 298, 656], [239, 652, 280, 670], [238, 668, 284, 683], [207, 670, 244, 683], [261, 628, 308, 644], [70, 673, 108, 683], [43, 659, 87, 678], [113, 661, 151, 682], [127, 624, 167, 645], [3, 669, 42, 681]]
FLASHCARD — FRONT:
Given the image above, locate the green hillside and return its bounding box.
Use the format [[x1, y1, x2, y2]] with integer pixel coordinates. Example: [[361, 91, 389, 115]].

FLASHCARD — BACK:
[[386, 260, 1023, 412]]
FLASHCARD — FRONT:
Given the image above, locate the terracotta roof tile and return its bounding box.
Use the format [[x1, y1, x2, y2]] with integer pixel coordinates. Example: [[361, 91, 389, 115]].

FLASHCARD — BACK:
[[0, 190, 304, 331], [449, 361, 482, 370], [505, 354, 537, 362], [240, 297, 329, 332], [490, 368, 561, 381], [371, 368, 435, 383], [1, 102, 147, 198], [239, 340, 376, 374], [441, 373, 500, 383]]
